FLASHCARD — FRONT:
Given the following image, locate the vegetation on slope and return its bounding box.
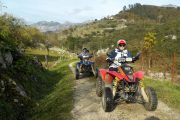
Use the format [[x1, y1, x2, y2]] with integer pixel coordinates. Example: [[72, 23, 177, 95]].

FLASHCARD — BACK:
[[0, 13, 73, 120], [48, 3, 180, 79], [30, 60, 74, 120]]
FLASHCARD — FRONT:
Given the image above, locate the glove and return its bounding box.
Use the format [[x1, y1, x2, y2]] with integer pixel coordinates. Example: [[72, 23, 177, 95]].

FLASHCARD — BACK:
[[106, 58, 111, 63], [133, 52, 141, 62], [106, 58, 114, 63]]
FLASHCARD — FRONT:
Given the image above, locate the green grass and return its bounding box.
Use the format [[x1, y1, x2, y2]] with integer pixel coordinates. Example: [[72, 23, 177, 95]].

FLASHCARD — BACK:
[[144, 78, 180, 110], [29, 60, 75, 120], [26, 48, 59, 57]]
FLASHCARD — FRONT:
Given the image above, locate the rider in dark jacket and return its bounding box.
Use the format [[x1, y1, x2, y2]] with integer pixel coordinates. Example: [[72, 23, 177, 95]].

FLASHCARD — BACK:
[[76, 48, 91, 69]]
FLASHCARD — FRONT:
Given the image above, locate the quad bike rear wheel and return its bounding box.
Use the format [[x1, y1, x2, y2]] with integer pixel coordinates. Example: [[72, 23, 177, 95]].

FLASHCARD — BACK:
[[102, 87, 114, 112], [143, 87, 158, 111], [96, 76, 103, 97]]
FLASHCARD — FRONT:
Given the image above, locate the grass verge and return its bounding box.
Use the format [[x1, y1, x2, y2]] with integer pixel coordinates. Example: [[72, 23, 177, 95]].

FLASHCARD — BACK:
[[26, 48, 60, 67], [144, 78, 180, 110], [29, 59, 75, 120]]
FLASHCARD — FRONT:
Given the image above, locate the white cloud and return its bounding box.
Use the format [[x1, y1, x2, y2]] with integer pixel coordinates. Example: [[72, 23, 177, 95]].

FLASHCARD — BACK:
[[2, 0, 180, 23], [70, 6, 93, 15]]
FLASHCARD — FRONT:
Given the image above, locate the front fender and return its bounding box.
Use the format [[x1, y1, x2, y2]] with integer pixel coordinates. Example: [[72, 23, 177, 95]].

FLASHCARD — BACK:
[[99, 69, 125, 81], [107, 71, 124, 80], [133, 71, 144, 80], [99, 69, 108, 80]]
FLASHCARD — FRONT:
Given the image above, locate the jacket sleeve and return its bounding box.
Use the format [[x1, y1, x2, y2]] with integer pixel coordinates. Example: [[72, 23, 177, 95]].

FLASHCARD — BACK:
[[78, 53, 83, 59], [127, 51, 132, 57], [78, 53, 81, 58], [108, 50, 116, 59], [106, 50, 117, 63]]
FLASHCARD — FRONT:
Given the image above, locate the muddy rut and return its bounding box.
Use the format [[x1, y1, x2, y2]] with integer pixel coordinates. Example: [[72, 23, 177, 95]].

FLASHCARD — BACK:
[[69, 63, 180, 120]]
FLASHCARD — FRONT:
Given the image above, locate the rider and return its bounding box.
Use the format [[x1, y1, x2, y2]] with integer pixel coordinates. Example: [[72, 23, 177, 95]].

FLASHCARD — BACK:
[[78, 48, 90, 60], [105, 39, 132, 85], [107, 39, 132, 70], [76, 48, 91, 69]]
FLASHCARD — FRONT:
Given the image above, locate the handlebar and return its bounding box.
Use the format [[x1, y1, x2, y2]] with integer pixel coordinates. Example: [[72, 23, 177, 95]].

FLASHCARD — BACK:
[[106, 52, 141, 63], [82, 55, 92, 59], [107, 57, 133, 63], [78, 55, 93, 59]]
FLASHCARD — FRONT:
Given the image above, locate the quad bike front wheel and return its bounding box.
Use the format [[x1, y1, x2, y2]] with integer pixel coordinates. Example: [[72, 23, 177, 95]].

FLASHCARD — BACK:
[[96, 76, 103, 97], [102, 87, 114, 112], [91, 64, 96, 76], [142, 87, 158, 111], [75, 69, 79, 80]]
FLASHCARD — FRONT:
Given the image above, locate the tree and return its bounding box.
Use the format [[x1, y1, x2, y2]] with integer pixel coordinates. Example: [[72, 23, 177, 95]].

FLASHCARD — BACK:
[[123, 6, 126, 11], [142, 32, 157, 69], [0, 14, 46, 50]]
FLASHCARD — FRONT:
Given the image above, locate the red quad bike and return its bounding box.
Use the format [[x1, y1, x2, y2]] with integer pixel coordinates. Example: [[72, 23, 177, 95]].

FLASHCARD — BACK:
[[96, 53, 158, 112]]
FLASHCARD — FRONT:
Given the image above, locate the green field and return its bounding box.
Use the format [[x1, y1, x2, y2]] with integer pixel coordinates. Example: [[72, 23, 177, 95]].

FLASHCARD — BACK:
[[144, 78, 180, 110]]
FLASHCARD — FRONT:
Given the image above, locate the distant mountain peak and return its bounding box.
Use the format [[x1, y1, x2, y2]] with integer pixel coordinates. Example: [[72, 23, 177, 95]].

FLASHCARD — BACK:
[[161, 4, 179, 8], [33, 21, 61, 26], [31, 21, 77, 32]]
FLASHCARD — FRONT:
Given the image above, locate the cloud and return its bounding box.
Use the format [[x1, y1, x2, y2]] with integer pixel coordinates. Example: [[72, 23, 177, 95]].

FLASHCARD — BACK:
[[4, 0, 180, 23], [71, 6, 93, 15], [101, 0, 109, 4]]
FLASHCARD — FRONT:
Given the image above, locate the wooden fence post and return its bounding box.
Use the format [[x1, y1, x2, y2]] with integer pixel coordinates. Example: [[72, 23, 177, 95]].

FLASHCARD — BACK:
[[171, 52, 176, 82]]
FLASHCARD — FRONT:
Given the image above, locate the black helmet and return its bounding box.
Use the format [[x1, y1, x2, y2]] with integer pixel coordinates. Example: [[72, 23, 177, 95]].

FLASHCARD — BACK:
[[82, 48, 88, 52], [82, 48, 87, 50]]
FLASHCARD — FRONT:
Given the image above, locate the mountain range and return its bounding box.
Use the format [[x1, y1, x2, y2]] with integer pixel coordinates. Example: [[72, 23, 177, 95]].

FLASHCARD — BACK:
[[161, 4, 179, 8], [32, 4, 179, 33], [31, 21, 77, 32]]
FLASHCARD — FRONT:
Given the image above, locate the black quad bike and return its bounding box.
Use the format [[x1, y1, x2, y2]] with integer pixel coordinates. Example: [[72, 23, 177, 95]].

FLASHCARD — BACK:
[[75, 55, 95, 79]]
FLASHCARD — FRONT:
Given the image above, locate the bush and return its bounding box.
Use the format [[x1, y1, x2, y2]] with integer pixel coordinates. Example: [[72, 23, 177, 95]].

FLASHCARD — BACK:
[[95, 54, 108, 68]]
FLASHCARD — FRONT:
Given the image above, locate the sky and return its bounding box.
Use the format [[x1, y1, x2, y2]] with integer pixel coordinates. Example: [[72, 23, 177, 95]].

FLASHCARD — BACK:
[[1, 0, 180, 24]]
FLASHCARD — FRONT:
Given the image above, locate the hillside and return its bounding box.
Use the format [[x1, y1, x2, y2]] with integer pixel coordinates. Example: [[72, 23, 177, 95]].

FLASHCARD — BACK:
[[54, 4, 180, 52], [48, 4, 180, 79]]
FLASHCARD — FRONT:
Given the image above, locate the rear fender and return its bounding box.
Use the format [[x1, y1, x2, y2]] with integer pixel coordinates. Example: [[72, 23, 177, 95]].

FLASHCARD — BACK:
[[133, 71, 144, 80]]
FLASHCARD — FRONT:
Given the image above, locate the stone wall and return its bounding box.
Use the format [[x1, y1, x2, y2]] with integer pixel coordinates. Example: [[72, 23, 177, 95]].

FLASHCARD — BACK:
[[0, 51, 13, 69]]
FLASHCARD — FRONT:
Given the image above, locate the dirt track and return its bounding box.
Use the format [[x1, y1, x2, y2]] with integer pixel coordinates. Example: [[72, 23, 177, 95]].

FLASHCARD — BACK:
[[69, 63, 180, 120]]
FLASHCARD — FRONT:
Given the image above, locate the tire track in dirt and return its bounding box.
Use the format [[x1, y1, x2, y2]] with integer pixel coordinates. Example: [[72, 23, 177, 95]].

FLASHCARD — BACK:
[[69, 63, 180, 120]]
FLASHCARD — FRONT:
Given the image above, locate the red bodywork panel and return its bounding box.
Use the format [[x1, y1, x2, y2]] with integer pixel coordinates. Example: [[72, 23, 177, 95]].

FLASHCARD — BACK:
[[99, 69, 107, 80], [133, 71, 144, 80], [99, 69, 129, 82], [99, 69, 144, 83]]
